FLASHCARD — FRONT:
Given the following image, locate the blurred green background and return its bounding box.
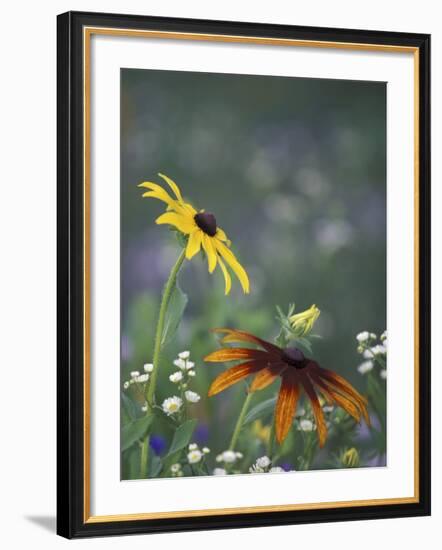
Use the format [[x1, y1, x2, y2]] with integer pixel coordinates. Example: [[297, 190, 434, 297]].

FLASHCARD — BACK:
[[120, 68, 386, 475]]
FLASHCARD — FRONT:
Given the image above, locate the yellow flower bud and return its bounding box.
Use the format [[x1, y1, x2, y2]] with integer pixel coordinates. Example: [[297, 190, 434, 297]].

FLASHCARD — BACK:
[[289, 304, 320, 336], [341, 448, 360, 468]]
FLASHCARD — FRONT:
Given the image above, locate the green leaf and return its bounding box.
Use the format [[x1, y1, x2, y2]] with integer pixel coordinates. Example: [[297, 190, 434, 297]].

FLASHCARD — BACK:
[[161, 281, 188, 347], [160, 419, 197, 476], [121, 414, 154, 452], [293, 337, 313, 354], [167, 419, 197, 455], [121, 392, 137, 422], [149, 452, 163, 478], [243, 397, 277, 426]]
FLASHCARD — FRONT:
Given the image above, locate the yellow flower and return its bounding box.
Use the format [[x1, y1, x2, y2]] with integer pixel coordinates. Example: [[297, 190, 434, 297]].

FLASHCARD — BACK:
[[139, 173, 249, 295], [341, 448, 360, 468], [289, 304, 320, 336], [251, 420, 271, 443]]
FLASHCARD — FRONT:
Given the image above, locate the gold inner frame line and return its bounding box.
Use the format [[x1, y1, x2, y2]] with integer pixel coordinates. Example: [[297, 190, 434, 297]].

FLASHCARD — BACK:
[[82, 26, 420, 524]]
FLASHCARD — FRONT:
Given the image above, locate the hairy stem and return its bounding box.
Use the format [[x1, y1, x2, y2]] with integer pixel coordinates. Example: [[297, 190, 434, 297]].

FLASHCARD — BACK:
[[140, 248, 186, 477], [229, 391, 253, 451]]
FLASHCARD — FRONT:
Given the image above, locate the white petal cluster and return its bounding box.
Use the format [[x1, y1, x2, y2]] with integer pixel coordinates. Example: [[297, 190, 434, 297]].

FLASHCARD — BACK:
[[170, 463, 183, 477], [216, 450, 241, 464], [249, 455, 274, 474], [256, 456, 271, 469], [357, 360, 374, 375], [298, 419, 315, 432], [169, 371, 183, 383], [185, 390, 201, 403], [144, 363, 154, 372], [123, 364, 153, 391], [161, 396, 183, 416], [356, 331, 370, 343], [380, 369, 387, 380], [213, 468, 227, 475], [187, 449, 203, 464]]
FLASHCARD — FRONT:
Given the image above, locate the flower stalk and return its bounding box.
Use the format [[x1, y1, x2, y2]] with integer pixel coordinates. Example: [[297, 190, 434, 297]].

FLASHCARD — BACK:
[[140, 248, 186, 477], [228, 391, 254, 452]]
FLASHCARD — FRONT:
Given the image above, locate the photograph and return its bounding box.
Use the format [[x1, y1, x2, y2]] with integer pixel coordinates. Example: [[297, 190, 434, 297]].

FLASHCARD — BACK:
[[120, 68, 387, 480]]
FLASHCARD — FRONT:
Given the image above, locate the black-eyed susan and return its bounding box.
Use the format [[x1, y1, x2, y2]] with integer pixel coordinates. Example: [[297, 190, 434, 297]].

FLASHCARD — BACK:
[[138, 173, 249, 295], [205, 328, 370, 446]]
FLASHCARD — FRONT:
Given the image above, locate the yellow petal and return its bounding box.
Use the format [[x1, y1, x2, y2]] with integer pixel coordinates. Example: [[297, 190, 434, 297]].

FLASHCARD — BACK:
[[217, 257, 232, 295], [215, 227, 230, 244], [202, 234, 217, 273], [214, 240, 250, 294], [186, 230, 202, 260], [155, 212, 195, 234], [157, 173, 183, 202], [139, 182, 177, 207]]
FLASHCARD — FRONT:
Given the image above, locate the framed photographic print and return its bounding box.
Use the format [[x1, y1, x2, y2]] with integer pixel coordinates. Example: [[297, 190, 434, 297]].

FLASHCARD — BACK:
[[57, 11, 431, 538]]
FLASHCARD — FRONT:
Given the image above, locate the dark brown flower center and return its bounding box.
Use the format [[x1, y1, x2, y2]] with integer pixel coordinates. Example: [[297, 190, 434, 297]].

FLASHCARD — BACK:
[[282, 347, 307, 369], [194, 212, 217, 237]]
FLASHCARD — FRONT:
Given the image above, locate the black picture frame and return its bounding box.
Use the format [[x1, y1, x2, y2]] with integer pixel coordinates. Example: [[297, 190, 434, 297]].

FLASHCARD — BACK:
[[57, 10, 431, 539]]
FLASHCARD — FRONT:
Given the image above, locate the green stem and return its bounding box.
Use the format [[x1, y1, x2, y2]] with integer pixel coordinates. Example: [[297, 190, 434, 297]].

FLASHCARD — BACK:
[[229, 391, 253, 451], [140, 248, 186, 478], [147, 248, 187, 404], [267, 415, 276, 459]]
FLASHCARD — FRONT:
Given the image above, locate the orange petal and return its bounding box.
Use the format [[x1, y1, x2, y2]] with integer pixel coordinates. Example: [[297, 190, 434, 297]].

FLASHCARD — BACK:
[[250, 365, 285, 392], [319, 368, 370, 424], [301, 374, 328, 447], [310, 372, 362, 423], [212, 328, 281, 355], [208, 361, 262, 396], [275, 374, 300, 443], [204, 347, 270, 363]]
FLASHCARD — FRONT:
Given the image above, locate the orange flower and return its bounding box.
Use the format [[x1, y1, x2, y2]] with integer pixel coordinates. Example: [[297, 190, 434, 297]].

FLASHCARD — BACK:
[[205, 328, 370, 447]]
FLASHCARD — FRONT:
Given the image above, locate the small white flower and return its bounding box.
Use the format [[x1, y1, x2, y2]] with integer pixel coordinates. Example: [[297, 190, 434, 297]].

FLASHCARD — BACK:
[[299, 419, 314, 431], [221, 450, 237, 463], [188, 443, 198, 451], [188, 370, 196, 377], [249, 464, 265, 474], [169, 371, 183, 383], [178, 351, 190, 359], [235, 452, 243, 459], [135, 373, 149, 383], [123, 381, 130, 389], [256, 456, 271, 469], [185, 361, 195, 370], [171, 463, 181, 473], [213, 468, 227, 475], [370, 333, 377, 340], [363, 348, 374, 359], [371, 344, 386, 356], [130, 371, 140, 379], [187, 449, 203, 464], [202, 447, 210, 454], [296, 407, 306, 417], [161, 396, 183, 416], [129, 379, 134, 385], [216, 454, 223, 463], [383, 339, 388, 349], [173, 358, 187, 370], [144, 363, 154, 373], [380, 369, 387, 379], [323, 405, 334, 413], [141, 404, 148, 412], [269, 466, 284, 473], [356, 331, 370, 343], [380, 331, 387, 342], [357, 360, 374, 375], [185, 390, 200, 403]]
